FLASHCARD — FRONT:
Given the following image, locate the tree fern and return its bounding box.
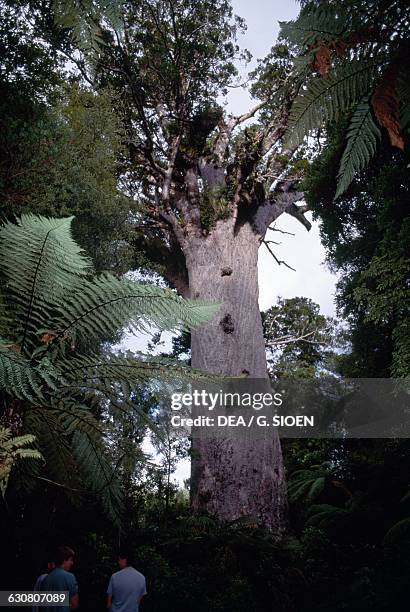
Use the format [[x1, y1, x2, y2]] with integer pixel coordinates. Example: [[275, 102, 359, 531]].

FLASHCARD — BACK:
[[51, 274, 218, 346], [0, 426, 42, 496], [287, 465, 328, 503], [25, 409, 81, 495], [0, 214, 217, 522], [335, 101, 381, 199], [280, 6, 348, 48], [305, 503, 349, 529], [285, 60, 379, 147], [72, 430, 123, 524], [0, 215, 91, 353], [0, 215, 218, 356], [0, 343, 58, 402], [281, 2, 409, 192], [383, 517, 410, 546]]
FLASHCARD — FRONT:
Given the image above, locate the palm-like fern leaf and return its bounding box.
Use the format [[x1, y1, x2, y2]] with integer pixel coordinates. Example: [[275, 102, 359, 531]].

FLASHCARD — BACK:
[[0, 426, 42, 496], [0, 214, 216, 522], [383, 517, 410, 546], [305, 503, 349, 528], [59, 353, 211, 388], [335, 101, 381, 198], [0, 216, 218, 356], [0, 215, 91, 352], [288, 465, 328, 503], [52, 274, 219, 343], [0, 343, 58, 402], [25, 409, 81, 494], [285, 60, 379, 147], [72, 430, 123, 524], [280, 7, 348, 48]]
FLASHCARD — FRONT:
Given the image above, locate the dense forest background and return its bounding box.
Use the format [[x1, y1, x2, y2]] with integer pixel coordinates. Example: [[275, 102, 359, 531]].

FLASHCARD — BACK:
[[0, 0, 409, 610]]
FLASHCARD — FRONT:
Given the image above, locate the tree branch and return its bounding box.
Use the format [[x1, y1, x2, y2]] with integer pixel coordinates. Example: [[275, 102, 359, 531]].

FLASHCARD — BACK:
[[231, 100, 266, 127], [262, 240, 296, 272], [266, 329, 327, 347], [286, 202, 312, 231], [252, 182, 306, 236]]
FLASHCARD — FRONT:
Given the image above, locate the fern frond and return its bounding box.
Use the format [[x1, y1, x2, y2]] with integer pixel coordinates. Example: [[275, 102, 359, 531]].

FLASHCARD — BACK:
[[0, 426, 42, 496], [52, 275, 219, 343], [72, 431, 123, 524], [285, 60, 379, 147], [280, 7, 348, 48], [305, 504, 349, 528], [0, 215, 91, 352], [335, 101, 381, 198], [0, 343, 58, 402], [25, 409, 81, 494], [56, 405, 105, 439]]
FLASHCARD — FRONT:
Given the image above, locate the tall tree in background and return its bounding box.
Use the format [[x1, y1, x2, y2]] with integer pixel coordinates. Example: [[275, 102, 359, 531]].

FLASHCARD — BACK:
[[58, 0, 313, 530], [263, 297, 342, 379]]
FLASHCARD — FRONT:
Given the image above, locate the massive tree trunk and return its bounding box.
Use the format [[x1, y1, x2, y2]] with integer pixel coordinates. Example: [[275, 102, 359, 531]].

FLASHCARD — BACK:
[[184, 218, 288, 531]]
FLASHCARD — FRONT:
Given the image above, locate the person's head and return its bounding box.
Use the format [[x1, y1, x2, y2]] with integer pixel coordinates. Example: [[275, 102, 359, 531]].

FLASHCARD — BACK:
[[53, 546, 75, 571], [118, 547, 135, 570], [47, 560, 55, 572]]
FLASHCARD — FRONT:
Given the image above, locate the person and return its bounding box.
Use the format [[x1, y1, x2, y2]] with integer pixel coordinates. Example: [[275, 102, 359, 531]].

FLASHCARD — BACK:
[[33, 558, 55, 612], [41, 546, 79, 611], [107, 548, 147, 612]]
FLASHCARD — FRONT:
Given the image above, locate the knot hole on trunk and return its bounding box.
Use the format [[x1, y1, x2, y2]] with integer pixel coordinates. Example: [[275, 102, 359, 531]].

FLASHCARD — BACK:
[[220, 313, 234, 334], [221, 266, 233, 277]]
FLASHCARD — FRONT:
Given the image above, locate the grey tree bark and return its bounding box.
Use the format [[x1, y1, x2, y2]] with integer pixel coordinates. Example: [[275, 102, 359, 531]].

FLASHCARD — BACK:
[[184, 219, 287, 531]]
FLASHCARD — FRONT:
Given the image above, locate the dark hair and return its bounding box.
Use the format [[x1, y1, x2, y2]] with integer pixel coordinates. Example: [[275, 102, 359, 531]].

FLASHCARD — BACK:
[[54, 546, 75, 566], [118, 547, 135, 566]]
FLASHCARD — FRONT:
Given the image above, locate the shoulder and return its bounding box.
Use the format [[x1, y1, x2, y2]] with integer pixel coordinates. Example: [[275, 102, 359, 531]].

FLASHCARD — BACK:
[[108, 569, 122, 583], [135, 570, 146, 581], [34, 573, 48, 589], [130, 568, 146, 586], [110, 569, 123, 578]]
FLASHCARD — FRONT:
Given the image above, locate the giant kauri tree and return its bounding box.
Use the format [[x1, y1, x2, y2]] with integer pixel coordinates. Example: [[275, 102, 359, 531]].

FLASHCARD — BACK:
[[60, 0, 313, 530]]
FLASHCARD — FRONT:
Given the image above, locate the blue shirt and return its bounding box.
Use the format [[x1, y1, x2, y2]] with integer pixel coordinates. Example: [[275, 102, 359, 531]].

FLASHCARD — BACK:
[[41, 567, 78, 612], [33, 573, 48, 612], [107, 566, 147, 612]]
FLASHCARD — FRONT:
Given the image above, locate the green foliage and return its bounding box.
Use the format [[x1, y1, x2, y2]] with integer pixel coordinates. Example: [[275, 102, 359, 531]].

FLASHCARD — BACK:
[[288, 465, 328, 503], [0, 214, 216, 517], [280, 5, 348, 48], [199, 185, 231, 232], [303, 121, 409, 377], [0, 81, 136, 274], [52, 0, 125, 51], [285, 59, 379, 148], [383, 517, 410, 547], [96, 0, 246, 115], [262, 297, 343, 379], [0, 427, 42, 496], [335, 102, 381, 199], [281, 0, 410, 196]]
